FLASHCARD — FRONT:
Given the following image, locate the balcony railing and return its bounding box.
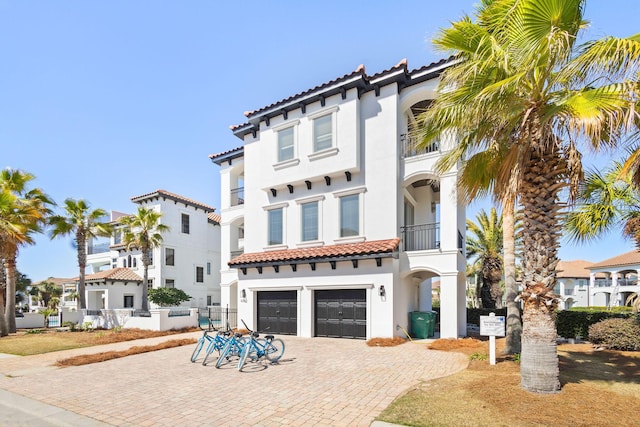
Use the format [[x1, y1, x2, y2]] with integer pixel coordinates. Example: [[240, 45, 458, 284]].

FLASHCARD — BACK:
[[401, 134, 439, 158], [401, 223, 440, 251], [230, 187, 244, 206], [593, 279, 637, 288]]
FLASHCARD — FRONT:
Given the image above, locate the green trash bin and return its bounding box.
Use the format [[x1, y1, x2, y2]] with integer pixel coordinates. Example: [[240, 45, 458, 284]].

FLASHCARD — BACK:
[[410, 311, 437, 338]]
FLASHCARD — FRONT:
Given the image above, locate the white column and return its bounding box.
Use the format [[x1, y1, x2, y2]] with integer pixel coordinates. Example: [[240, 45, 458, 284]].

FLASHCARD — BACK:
[[419, 279, 433, 311], [439, 272, 466, 338]]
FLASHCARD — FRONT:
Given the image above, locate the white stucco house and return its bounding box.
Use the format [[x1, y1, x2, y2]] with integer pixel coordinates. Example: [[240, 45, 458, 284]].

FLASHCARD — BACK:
[[554, 260, 594, 309], [85, 190, 222, 311], [587, 250, 640, 308], [210, 59, 467, 339]]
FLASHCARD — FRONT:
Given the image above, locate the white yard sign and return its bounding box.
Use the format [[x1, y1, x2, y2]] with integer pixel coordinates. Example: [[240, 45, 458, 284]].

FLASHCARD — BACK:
[[480, 313, 505, 365], [480, 314, 506, 337]]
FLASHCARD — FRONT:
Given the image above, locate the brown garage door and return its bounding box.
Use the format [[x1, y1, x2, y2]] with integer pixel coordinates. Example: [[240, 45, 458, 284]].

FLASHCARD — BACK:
[[257, 290, 297, 335], [315, 289, 366, 339]]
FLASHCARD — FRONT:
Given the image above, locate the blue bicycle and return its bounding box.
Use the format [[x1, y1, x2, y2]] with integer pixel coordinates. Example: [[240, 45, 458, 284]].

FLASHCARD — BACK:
[[191, 320, 231, 363], [237, 320, 285, 371], [214, 332, 247, 369]]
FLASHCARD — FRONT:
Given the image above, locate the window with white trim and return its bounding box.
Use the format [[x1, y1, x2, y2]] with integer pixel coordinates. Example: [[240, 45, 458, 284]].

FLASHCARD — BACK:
[[165, 248, 175, 266], [313, 114, 333, 152], [181, 213, 190, 234], [340, 194, 359, 237], [165, 279, 175, 288], [301, 201, 319, 241], [196, 266, 204, 283], [277, 127, 294, 162], [268, 208, 283, 245], [124, 295, 134, 308]]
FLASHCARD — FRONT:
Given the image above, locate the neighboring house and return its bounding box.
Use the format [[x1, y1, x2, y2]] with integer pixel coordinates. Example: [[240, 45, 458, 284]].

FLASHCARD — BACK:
[[587, 250, 640, 308], [554, 260, 594, 309], [82, 268, 144, 312], [86, 190, 221, 310], [29, 277, 76, 311], [210, 59, 466, 339]]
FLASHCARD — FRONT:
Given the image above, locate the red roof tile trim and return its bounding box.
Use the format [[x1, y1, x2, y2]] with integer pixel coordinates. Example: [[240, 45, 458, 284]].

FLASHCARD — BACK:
[[229, 238, 400, 266], [78, 268, 143, 282], [208, 212, 221, 224], [208, 145, 244, 160], [130, 189, 216, 212]]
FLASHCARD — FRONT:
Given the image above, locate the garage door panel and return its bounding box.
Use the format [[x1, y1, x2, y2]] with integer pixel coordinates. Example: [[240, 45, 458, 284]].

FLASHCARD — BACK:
[[315, 289, 366, 339], [257, 291, 297, 335]]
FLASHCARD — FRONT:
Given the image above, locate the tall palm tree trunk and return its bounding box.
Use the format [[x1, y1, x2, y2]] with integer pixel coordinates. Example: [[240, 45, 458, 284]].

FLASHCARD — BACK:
[[518, 147, 563, 393], [0, 264, 7, 336], [141, 249, 150, 312], [503, 197, 522, 354], [4, 254, 18, 333], [76, 230, 87, 310]]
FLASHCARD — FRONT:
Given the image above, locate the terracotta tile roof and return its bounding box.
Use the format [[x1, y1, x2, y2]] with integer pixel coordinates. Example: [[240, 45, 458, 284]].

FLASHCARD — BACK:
[[556, 260, 594, 278], [228, 238, 400, 267], [230, 58, 455, 139], [130, 189, 216, 212], [33, 277, 75, 286], [208, 212, 221, 224], [589, 250, 640, 269], [208, 145, 244, 161], [81, 268, 143, 282]]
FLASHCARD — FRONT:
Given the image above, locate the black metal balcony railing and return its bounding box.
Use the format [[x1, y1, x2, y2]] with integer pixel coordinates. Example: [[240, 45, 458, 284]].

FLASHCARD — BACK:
[[401, 223, 440, 251], [230, 187, 244, 206], [401, 134, 439, 158]]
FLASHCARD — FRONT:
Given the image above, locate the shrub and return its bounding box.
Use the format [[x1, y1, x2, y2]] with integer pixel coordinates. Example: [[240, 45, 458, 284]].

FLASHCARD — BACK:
[[148, 288, 192, 307], [588, 317, 640, 351], [556, 310, 629, 339], [466, 308, 508, 326]]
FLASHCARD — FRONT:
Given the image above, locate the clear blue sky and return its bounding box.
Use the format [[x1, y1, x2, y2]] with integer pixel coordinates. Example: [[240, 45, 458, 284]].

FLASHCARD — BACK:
[[1, 1, 638, 281]]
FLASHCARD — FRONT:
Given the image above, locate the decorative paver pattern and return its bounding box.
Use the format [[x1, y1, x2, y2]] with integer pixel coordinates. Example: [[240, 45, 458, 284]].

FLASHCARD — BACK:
[[0, 333, 468, 426]]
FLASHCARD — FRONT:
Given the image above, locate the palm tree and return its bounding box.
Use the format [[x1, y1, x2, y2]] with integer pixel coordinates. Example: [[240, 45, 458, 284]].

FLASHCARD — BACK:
[[566, 162, 640, 246], [120, 207, 169, 312], [0, 169, 52, 335], [49, 199, 113, 310], [32, 280, 63, 309], [467, 208, 504, 308], [415, 0, 640, 393], [565, 161, 640, 309]]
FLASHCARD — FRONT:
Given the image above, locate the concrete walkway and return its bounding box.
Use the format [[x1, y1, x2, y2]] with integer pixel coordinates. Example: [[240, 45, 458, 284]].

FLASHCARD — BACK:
[[0, 332, 468, 426]]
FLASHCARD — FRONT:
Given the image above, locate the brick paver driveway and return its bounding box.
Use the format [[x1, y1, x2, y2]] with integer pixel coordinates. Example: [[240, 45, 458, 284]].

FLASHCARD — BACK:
[[0, 334, 468, 426]]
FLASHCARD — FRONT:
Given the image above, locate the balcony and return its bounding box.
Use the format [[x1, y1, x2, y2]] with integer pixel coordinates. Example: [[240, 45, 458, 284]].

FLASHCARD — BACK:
[[594, 278, 637, 288], [230, 249, 244, 260], [88, 242, 111, 255], [230, 187, 244, 207], [401, 223, 440, 251], [401, 134, 439, 158]]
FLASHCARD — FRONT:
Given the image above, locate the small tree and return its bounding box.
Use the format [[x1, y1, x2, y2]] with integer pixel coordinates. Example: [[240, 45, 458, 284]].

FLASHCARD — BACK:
[[148, 288, 192, 307]]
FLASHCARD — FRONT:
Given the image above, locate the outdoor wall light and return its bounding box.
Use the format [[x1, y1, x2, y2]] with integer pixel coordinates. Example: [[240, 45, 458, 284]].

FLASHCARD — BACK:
[[378, 285, 386, 297], [241, 289, 247, 299]]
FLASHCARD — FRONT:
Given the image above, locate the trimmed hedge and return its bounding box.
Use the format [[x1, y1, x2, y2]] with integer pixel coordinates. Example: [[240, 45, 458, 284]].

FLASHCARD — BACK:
[[588, 317, 640, 350], [556, 310, 630, 339], [467, 308, 508, 326]]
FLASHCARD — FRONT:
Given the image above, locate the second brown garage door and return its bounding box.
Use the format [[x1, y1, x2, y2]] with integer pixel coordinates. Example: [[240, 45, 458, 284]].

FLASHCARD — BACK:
[[315, 289, 366, 339]]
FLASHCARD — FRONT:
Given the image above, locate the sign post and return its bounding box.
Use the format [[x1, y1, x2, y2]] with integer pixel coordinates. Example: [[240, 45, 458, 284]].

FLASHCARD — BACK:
[[479, 312, 505, 365]]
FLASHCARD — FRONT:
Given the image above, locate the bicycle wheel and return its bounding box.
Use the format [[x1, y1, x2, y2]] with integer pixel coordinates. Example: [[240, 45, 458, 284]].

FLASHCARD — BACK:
[[265, 338, 285, 362], [190, 338, 205, 363], [237, 342, 251, 371], [202, 340, 218, 366], [215, 340, 233, 369]]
